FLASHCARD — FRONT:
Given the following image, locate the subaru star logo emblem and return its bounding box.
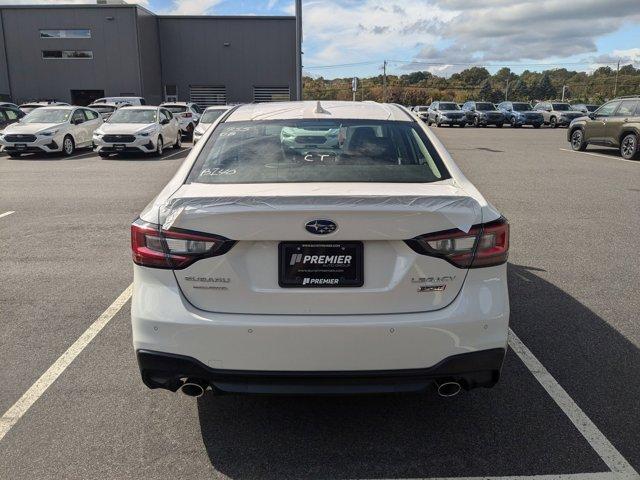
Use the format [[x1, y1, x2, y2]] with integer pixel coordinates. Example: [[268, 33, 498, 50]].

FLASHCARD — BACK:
[[305, 219, 337, 235]]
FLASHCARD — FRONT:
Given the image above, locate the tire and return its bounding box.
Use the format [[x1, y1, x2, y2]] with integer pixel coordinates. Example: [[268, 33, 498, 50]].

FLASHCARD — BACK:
[[459, 122, 465, 128], [435, 117, 442, 127], [153, 136, 163, 157], [185, 123, 194, 139], [173, 132, 182, 149], [8, 152, 22, 158], [550, 116, 558, 128], [426, 118, 432, 126], [495, 123, 503, 128], [570, 129, 587, 151], [473, 116, 479, 128], [62, 135, 75, 156], [620, 133, 639, 160], [510, 117, 518, 128], [533, 123, 541, 129]]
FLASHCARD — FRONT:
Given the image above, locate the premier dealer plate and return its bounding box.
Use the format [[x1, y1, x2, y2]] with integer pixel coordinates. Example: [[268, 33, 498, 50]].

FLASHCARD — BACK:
[[279, 241, 364, 288]]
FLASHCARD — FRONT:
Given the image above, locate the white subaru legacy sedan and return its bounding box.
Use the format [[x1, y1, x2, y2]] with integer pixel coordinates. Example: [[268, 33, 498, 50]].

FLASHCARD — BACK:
[[0, 106, 102, 157], [131, 101, 509, 398]]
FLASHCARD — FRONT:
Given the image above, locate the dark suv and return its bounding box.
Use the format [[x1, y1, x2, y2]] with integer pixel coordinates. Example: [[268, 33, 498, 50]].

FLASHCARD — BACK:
[[497, 101, 543, 128], [426, 101, 466, 127], [568, 97, 639, 160], [462, 101, 505, 127]]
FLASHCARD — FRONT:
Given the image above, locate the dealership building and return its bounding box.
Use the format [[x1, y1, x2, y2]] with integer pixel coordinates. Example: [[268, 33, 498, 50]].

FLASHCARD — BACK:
[[0, 2, 299, 106]]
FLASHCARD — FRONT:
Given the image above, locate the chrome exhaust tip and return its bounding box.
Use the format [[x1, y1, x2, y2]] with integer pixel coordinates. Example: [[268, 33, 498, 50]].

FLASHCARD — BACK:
[[437, 380, 462, 397], [179, 379, 206, 398]]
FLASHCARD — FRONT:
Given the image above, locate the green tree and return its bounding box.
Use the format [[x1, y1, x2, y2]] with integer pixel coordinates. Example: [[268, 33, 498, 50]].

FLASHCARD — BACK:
[[534, 73, 556, 100], [478, 79, 493, 100]]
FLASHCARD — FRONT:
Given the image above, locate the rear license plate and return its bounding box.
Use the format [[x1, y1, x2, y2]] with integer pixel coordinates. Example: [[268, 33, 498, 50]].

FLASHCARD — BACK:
[[15, 144, 26, 150], [114, 144, 126, 151], [279, 241, 363, 288]]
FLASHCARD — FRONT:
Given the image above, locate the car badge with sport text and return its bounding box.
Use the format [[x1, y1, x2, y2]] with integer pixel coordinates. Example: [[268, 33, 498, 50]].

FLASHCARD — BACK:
[[305, 219, 337, 235]]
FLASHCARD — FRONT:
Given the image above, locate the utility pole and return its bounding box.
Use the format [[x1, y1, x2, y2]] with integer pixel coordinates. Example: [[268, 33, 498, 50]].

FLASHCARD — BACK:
[[613, 58, 620, 97], [505, 78, 509, 101], [295, 0, 302, 100], [382, 60, 387, 103]]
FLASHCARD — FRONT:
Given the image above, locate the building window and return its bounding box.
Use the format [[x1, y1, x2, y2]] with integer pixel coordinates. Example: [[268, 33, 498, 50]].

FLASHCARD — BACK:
[[42, 50, 93, 59], [253, 86, 291, 102], [40, 29, 91, 39]]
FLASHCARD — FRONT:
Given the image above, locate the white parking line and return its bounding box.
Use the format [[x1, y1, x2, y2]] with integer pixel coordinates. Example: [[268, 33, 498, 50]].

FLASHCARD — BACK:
[[0, 284, 133, 443], [508, 329, 639, 479], [0, 210, 15, 219], [559, 148, 639, 165], [161, 147, 191, 160]]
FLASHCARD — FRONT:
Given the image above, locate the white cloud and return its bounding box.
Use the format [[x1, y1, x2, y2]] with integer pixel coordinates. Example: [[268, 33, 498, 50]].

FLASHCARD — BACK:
[[161, 0, 223, 15], [301, 0, 640, 77]]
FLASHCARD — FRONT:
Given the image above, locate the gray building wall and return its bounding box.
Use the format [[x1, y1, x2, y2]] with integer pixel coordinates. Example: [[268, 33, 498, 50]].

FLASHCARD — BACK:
[[0, 12, 11, 100], [158, 16, 296, 104], [0, 6, 297, 105], [135, 6, 162, 106], [0, 5, 143, 104]]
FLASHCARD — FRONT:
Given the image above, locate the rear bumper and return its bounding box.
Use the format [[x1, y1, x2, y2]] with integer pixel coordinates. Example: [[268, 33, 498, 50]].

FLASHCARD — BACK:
[[132, 264, 510, 383], [137, 347, 506, 394]]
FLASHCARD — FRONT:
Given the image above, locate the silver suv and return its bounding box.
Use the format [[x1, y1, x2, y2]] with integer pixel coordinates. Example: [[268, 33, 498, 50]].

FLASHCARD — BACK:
[[532, 102, 584, 128]]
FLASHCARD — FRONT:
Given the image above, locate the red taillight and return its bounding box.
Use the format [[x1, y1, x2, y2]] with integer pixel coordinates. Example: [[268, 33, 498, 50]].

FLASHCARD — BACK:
[[183, 112, 192, 118], [406, 217, 509, 268], [131, 219, 234, 269]]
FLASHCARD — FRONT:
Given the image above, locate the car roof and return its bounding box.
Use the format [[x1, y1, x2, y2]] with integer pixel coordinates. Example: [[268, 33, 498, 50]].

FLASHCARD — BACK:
[[204, 105, 232, 111], [35, 105, 75, 110], [161, 102, 192, 106], [227, 101, 412, 122], [89, 102, 123, 107]]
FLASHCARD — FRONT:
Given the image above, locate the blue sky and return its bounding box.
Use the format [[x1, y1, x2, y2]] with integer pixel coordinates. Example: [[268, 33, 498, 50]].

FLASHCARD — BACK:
[[5, 0, 640, 78]]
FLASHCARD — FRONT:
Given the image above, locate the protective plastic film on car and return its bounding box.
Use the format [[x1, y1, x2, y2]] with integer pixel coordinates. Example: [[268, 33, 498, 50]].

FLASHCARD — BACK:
[[158, 185, 482, 234]]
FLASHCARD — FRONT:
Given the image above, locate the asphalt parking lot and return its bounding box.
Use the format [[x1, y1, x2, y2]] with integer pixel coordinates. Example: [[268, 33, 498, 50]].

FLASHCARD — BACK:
[[0, 129, 639, 480]]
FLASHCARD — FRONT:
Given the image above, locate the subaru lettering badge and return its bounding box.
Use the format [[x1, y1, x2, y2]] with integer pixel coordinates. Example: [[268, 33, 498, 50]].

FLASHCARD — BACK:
[[305, 219, 337, 235]]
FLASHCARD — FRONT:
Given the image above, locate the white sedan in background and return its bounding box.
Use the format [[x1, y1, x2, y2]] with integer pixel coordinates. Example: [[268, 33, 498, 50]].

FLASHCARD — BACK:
[[160, 102, 201, 137], [93, 106, 180, 157], [131, 100, 510, 399], [192, 105, 233, 144], [0, 105, 102, 157]]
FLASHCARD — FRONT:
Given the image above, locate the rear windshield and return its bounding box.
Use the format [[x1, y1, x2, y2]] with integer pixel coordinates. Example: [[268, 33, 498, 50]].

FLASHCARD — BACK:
[[107, 109, 156, 124], [512, 103, 530, 111], [22, 109, 70, 124], [91, 105, 116, 113], [164, 105, 187, 113], [439, 103, 459, 110], [200, 109, 227, 123], [552, 103, 572, 111], [187, 120, 450, 184]]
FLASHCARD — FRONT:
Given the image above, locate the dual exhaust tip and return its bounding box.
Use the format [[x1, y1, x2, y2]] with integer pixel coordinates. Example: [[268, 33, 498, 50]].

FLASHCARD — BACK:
[[179, 378, 462, 398]]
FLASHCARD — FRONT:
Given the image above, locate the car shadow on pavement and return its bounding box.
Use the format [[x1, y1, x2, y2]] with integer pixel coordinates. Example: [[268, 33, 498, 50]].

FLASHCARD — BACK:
[[196, 263, 639, 479], [2, 149, 95, 161]]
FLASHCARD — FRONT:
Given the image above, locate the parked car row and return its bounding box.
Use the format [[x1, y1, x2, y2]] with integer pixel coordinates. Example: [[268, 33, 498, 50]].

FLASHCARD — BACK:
[[568, 96, 640, 160], [411, 101, 599, 129], [0, 100, 236, 158]]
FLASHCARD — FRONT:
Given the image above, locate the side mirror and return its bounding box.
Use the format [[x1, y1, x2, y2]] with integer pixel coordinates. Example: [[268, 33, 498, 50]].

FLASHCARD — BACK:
[[160, 118, 169, 125], [589, 112, 596, 120]]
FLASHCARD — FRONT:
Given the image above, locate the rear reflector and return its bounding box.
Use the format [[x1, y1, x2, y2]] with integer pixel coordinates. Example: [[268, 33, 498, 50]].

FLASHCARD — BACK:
[[406, 217, 509, 268], [131, 218, 235, 269]]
